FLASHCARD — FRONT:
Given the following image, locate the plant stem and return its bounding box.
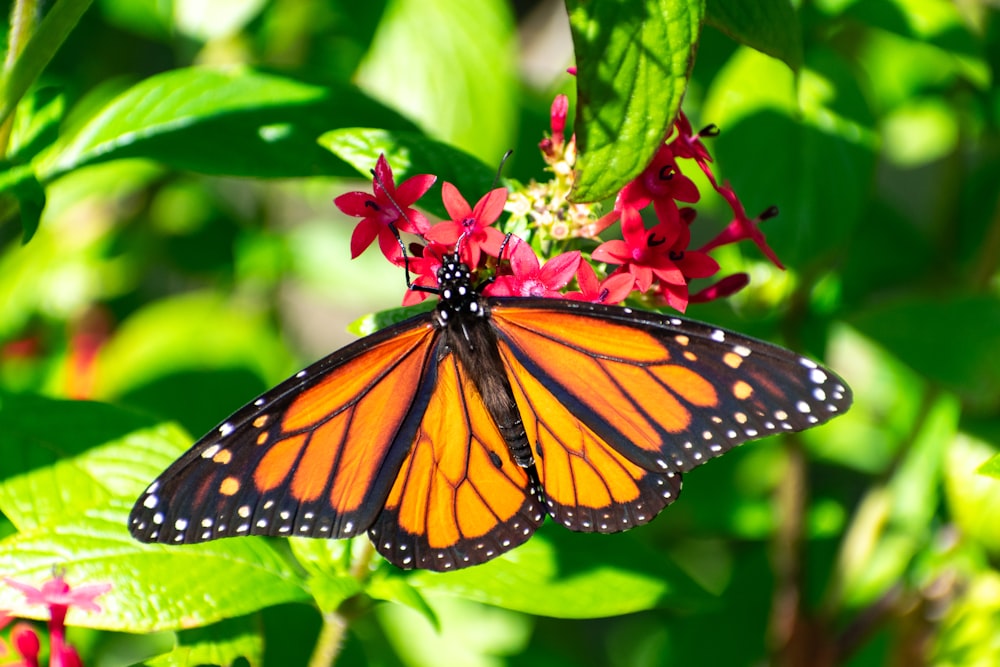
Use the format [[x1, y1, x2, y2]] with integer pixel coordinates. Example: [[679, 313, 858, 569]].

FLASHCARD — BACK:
[[308, 610, 348, 667]]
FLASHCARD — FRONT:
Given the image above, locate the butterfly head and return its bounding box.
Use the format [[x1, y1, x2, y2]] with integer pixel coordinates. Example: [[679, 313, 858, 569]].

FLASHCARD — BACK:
[[433, 253, 483, 324]]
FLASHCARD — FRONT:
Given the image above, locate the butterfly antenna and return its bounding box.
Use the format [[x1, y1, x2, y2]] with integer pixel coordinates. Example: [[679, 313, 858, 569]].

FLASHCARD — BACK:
[[492, 150, 513, 189], [370, 166, 426, 290]]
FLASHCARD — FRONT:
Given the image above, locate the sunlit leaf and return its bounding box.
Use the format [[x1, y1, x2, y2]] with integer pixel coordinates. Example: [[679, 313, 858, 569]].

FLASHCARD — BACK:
[[567, 0, 705, 201]]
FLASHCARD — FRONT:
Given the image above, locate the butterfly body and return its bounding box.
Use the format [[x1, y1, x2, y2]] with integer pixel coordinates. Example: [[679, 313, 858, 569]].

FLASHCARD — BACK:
[[130, 255, 851, 571]]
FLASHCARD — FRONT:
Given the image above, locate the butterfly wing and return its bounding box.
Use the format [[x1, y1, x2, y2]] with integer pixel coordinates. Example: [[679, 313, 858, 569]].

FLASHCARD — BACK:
[[369, 346, 545, 571], [488, 299, 852, 532], [129, 315, 442, 544]]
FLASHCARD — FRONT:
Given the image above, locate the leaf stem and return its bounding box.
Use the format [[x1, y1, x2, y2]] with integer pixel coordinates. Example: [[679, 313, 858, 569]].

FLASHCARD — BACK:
[[308, 609, 348, 667]]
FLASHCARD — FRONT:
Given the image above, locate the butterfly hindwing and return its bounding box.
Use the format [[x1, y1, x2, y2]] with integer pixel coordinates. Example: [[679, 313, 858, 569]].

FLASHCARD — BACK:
[[369, 345, 545, 571], [488, 299, 851, 531], [129, 315, 441, 544]]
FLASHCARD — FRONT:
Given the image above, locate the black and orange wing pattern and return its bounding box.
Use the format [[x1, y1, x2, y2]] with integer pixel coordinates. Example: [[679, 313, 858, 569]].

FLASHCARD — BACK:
[[129, 316, 442, 545], [129, 308, 546, 571], [369, 350, 545, 570], [487, 299, 851, 533], [131, 252, 852, 572]]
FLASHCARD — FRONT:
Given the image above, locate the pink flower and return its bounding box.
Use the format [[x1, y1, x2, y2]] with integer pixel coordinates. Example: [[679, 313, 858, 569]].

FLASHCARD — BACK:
[[484, 240, 580, 298], [540, 95, 569, 162], [669, 112, 718, 185], [689, 273, 749, 304], [334, 154, 436, 263], [4, 573, 110, 667], [424, 183, 508, 269], [591, 207, 685, 294], [699, 183, 784, 269], [564, 261, 635, 305], [11, 621, 41, 667], [603, 144, 701, 233]]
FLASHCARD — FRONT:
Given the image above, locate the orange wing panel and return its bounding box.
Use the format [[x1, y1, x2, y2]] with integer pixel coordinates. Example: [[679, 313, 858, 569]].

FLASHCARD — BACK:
[[370, 351, 545, 570], [500, 351, 679, 532]]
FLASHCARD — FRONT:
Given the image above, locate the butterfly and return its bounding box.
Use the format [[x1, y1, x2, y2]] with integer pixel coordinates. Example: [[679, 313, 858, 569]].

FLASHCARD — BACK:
[[129, 253, 852, 571]]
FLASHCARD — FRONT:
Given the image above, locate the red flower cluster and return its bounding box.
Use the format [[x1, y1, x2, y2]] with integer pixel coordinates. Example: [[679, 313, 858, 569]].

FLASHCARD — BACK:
[[1, 573, 110, 667], [334, 97, 783, 312]]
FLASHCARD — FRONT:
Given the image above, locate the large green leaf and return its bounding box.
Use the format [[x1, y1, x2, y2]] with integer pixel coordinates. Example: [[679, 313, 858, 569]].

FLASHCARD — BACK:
[[0, 392, 186, 531], [567, 0, 705, 201], [407, 526, 710, 618], [355, 0, 518, 166], [145, 615, 263, 667], [705, 0, 802, 71], [702, 45, 877, 267], [0, 395, 308, 631], [34, 67, 417, 181], [0, 509, 308, 632], [851, 294, 1000, 410]]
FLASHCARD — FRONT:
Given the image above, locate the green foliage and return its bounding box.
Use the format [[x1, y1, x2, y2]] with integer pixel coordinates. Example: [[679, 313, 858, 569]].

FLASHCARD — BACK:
[[0, 0, 998, 665]]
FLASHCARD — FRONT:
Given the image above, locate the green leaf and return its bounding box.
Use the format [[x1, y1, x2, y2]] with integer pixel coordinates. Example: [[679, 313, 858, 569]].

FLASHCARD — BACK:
[[851, 294, 1000, 411], [348, 301, 437, 337], [377, 595, 529, 667], [9, 86, 65, 162], [0, 508, 308, 632], [567, 0, 705, 201], [319, 127, 497, 221], [705, 0, 802, 71], [978, 454, 1000, 479], [35, 67, 417, 181], [0, 162, 45, 243], [408, 527, 710, 618], [355, 0, 518, 165], [0, 0, 94, 127], [945, 434, 1000, 557], [702, 45, 877, 267], [368, 571, 440, 630], [0, 392, 173, 529], [0, 393, 308, 630], [146, 615, 263, 667]]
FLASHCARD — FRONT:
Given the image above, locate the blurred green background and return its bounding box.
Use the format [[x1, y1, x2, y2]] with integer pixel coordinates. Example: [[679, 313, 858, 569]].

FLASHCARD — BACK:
[[1, 0, 999, 666]]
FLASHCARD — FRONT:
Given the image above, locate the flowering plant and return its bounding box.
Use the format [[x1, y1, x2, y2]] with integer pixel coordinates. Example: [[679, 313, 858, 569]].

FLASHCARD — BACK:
[[336, 97, 783, 315]]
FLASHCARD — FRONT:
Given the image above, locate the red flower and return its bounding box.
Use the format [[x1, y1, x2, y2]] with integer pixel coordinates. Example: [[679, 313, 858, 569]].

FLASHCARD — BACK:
[[424, 183, 508, 269], [540, 94, 569, 162], [11, 622, 41, 667], [591, 207, 685, 294], [669, 112, 718, 185], [607, 144, 701, 230], [689, 273, 749, 304], [334, 154, 436, 263], [4, 573, 110, 667], [564, 261, 635, 305], [484, 240, 580, 298], [699, 182, 784, 269], [668, 208, 719, 282]]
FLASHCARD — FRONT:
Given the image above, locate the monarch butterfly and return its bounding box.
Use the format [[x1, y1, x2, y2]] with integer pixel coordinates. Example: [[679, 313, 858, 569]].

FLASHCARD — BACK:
[[129, 253, 851, 571]]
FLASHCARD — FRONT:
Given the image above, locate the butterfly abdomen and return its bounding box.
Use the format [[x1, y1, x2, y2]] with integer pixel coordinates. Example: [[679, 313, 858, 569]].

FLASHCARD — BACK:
[[435, 255, 535, 469]]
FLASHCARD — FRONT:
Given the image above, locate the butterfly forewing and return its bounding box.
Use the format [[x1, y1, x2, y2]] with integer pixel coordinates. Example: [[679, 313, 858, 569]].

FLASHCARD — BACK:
[[129, 317, 440, 544]]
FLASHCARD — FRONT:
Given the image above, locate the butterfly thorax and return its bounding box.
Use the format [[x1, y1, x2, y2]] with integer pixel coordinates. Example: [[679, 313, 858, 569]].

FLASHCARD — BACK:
[[432, 254, 486, 329]]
